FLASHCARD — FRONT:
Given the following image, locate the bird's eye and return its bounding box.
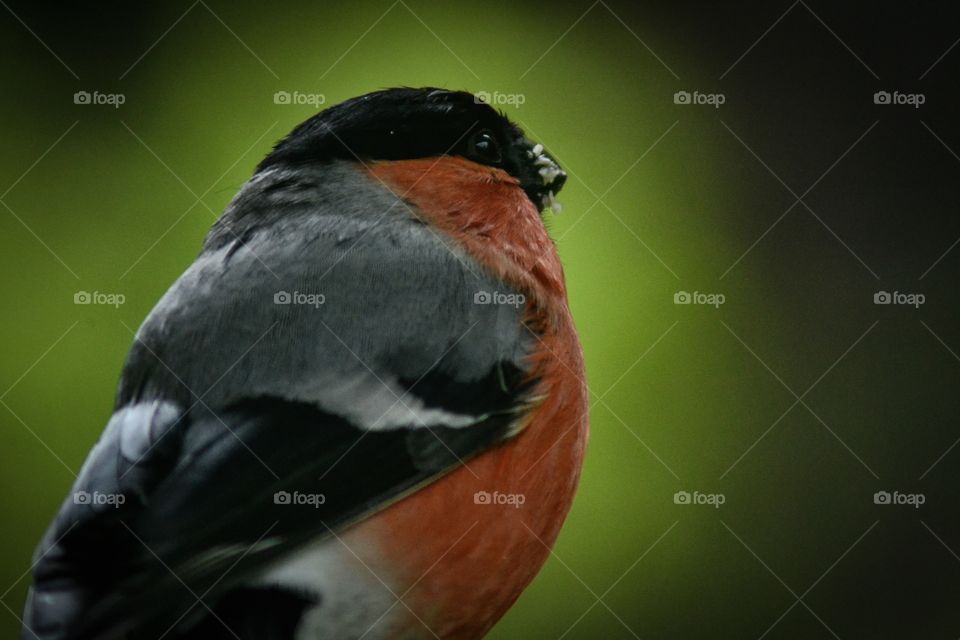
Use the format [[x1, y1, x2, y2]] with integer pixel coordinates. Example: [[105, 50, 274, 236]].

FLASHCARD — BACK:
[[466, 129, 502, 165]]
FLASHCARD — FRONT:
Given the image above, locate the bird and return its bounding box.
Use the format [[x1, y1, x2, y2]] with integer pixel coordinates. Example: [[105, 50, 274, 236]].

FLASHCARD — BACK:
[[24, 87, 589, 640]]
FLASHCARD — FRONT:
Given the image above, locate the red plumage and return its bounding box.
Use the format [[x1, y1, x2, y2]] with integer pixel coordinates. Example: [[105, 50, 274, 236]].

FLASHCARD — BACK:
[[341, 157, 591, 638]]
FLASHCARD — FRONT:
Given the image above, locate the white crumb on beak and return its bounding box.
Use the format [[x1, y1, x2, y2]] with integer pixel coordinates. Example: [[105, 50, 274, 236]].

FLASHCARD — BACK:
[[538, 165, 563, 185], [527, 142, 564, 213], [541, 190, 562, 214]]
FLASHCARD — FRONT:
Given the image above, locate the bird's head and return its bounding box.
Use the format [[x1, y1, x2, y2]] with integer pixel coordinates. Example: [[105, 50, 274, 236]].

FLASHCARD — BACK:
[[257, 87, 567, 214]]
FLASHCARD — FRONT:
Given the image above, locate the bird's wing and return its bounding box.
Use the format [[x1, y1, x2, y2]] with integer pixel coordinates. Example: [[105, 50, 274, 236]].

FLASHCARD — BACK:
[[26, 162, 539, 639]]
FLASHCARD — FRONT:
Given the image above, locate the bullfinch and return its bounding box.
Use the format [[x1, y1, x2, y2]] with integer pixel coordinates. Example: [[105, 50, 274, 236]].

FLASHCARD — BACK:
[[23, 87, 588, 640]]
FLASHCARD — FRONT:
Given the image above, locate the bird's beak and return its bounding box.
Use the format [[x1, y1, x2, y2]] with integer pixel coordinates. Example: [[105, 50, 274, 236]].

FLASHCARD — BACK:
[[526, 142, 567, 213]]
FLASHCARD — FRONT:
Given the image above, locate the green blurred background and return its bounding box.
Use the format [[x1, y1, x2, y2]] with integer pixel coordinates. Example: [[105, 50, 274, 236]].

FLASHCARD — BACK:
[[3, 1, 960, 638]]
